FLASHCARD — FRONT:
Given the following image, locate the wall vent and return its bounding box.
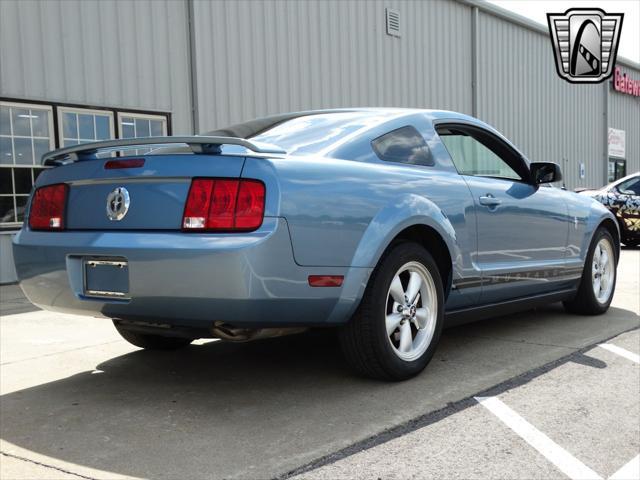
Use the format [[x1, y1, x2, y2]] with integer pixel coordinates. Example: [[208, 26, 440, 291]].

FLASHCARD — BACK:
[[386, 8, 401, 37]]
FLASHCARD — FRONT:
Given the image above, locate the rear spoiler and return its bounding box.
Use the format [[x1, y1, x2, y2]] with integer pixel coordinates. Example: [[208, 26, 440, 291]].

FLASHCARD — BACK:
[[42, 136, 286, 166]]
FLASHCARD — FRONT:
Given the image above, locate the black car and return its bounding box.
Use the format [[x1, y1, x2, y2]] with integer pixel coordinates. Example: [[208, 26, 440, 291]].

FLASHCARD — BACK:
[[580, 173, 640, 247]]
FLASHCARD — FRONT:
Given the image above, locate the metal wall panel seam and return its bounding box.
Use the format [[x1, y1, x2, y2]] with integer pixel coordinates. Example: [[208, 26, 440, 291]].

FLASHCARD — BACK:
[[186, 0, 198, 134]]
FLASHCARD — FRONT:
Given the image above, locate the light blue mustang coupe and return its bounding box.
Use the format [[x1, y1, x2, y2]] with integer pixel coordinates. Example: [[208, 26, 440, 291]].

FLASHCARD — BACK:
[[13, 109, 619, 380]]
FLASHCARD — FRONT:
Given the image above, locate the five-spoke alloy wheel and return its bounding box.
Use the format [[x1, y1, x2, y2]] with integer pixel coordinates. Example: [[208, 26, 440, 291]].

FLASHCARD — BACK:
[[591, 238, 615, 305], [564, 227, 617, 315], [340, 242, 444, 381], [385, 261, 438, 362]]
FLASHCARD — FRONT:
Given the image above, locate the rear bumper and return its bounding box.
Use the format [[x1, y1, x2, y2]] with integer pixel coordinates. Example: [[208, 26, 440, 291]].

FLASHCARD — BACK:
[[12, 218, 371, 327]]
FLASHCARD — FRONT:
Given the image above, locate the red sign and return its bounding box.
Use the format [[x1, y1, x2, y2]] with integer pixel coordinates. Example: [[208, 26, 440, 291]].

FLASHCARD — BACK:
[[613, 67, 640, 97]]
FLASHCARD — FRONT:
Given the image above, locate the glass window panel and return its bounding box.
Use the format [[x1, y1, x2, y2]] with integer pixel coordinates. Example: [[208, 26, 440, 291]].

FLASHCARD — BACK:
[[0, 136, 13, 165], [0, 197, 15, 223], [63, 112, 78, 140], [13, 168, 32, 194], [0, 168, 12, 194], [15, 196, 28, 222], [248, 112, 388, 156], [78, 114, 95, 140], [627, 180, 640, 195], [12, 108, 31, 136], [31, 109, 50, 137], [0, 106, 11, 136], [13, 138, 33, 165], [135, 118, 150, 138], [372, 126, 433, 166], [33, 138, 51, 163], [150, 120, 164, 136], [64, 138, 79, 147], [121, 117, 135, 138], [440, 134, 520, 180], [95, 115, 111, 140]]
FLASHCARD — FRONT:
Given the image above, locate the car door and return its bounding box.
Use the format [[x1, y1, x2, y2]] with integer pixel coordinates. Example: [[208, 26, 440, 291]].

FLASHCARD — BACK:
[[609, 176, 640, 241], [436, 123, 571, 304]]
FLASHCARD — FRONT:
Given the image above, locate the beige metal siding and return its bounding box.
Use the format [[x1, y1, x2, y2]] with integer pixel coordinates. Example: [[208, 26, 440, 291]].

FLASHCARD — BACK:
[[476, 11, 606, 189], [191, 0, 473, 132], [0, 0, 193, 134]]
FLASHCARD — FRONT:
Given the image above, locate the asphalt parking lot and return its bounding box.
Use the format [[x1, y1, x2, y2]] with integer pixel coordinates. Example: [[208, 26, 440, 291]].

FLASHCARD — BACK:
[[1, 248, 638, 480]]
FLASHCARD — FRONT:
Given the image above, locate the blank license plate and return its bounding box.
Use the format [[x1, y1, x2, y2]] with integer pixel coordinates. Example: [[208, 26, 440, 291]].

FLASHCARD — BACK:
[[84, 259, 129, 298]]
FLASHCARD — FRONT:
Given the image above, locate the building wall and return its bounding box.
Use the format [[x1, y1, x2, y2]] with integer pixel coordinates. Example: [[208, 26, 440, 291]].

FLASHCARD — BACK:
[[192, 0, 473, 132], [609, 82, 640, 178], [0, 0, 193, 134], [476, 10, 607, 189]]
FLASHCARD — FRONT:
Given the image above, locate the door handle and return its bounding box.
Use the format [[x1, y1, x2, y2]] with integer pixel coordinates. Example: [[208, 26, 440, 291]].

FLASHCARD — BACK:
[[479, 195, 502, 207]]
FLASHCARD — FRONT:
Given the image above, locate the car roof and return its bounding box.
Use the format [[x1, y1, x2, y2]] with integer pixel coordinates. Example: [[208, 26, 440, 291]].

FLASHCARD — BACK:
[[205, 108, 478, 138], [204, 108, 527, 161]]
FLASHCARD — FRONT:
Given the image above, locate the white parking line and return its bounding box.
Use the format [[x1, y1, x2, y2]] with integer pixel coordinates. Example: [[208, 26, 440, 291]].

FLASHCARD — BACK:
[[609, 455, 640, 480], [598, 344, 640, 364], [476, 396, 603, 480]]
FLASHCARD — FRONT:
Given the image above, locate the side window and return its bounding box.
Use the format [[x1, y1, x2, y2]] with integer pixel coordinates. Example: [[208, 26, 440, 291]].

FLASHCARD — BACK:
[[372, 126, 433, 166], [618, 178, 640, 195], [439, 132, 521, 180]]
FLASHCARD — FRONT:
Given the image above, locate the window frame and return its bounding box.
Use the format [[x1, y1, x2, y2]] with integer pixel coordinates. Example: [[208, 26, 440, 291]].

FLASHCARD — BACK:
[[1, 100, 55, 229], [117, 111, 168, 138], [435, 122, 531, 183], [1, 97, 171, 231], [1, 100, 55, 165], [57, 106, 116, 147]]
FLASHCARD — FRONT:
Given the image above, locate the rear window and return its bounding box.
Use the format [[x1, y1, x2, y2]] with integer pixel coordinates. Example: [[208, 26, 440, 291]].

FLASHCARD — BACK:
[[371, 126, 433, 166], [209, 111, 396, 157]]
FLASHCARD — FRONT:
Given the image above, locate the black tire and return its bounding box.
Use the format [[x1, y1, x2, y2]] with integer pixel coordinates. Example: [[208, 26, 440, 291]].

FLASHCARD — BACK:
[[339, 242, 445, 381], [113, 323, 193, 350], [563, 228, 617, 315]]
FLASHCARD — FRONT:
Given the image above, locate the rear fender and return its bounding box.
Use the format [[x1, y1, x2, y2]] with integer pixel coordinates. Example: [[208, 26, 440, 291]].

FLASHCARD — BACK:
[[350, 193, 458, 270], [325, 194, 458, 324]]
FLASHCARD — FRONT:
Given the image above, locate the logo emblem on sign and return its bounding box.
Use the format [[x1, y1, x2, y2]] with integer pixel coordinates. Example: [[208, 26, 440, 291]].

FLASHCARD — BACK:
[[106, 187, 130, 221], [547, 8, 623, 84]]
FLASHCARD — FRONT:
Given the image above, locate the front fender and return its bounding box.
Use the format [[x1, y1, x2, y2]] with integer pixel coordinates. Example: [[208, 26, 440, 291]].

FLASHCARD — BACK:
[[569, 193, 620, 264], [350, 193, 459, 269], [585, 203, 620, 257]]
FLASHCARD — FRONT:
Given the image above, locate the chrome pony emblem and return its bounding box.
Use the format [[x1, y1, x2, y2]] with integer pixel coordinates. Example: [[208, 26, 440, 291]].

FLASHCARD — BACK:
[[106, 187, 130, 221], [547, 8, 623, 84]]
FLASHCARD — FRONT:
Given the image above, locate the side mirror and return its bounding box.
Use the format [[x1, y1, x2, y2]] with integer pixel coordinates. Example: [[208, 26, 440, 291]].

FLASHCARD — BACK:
[[530, 162, 562, 184]]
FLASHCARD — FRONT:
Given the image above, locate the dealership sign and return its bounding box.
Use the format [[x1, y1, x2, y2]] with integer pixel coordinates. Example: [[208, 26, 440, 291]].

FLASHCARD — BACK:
[[613, 67, 640, 97], [608, 128, 625, 158], [547, 8, 623, 84]]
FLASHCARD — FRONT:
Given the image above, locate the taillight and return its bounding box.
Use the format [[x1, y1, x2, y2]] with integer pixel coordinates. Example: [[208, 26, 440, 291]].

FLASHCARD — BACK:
[[234, 180, 266, 229], [29, 183, 68, 231], [182, 179, 265, 231]]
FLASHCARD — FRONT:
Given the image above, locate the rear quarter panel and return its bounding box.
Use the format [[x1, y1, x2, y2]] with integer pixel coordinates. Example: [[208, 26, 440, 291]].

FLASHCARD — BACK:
[[243, 154, 478, 290]]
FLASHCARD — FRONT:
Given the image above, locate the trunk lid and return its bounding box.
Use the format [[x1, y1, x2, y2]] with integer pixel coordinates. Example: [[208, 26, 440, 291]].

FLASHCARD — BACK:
[[40, 154, 246, 230]]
